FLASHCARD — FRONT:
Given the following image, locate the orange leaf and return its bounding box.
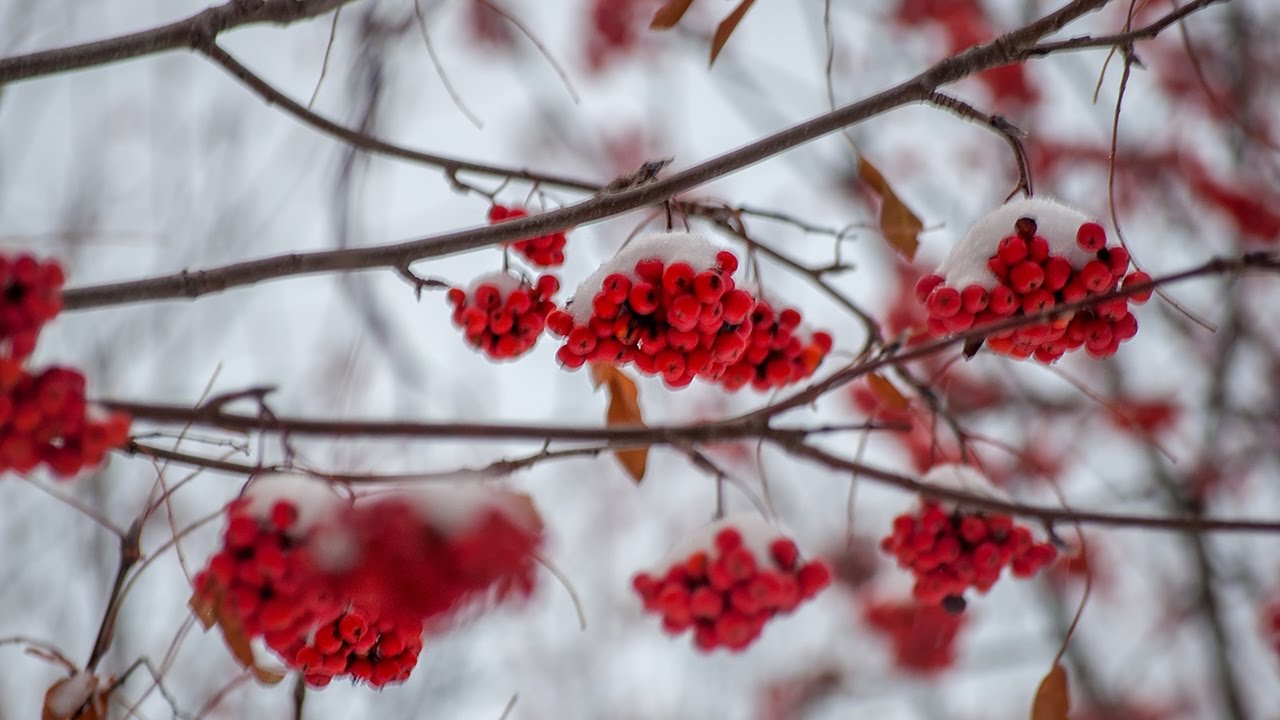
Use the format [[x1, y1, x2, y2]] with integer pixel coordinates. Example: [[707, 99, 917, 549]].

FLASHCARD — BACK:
[[858, 156, 923, 261], [189, 583, 285, 685], [42, 673, 103, 720], [709, 0, 756, 66], [650, 0, 697, 29], [867, 372, 910, 412], [588, 363, 649, 483], [1030, 664, 1070, 720]]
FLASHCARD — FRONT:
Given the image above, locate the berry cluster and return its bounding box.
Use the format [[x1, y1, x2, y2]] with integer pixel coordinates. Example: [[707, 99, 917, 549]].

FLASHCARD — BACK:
[[1262, 601, 1280, 662], [487, 205, 567, 267], [447, 272, 560, 360], [194, 479, 542, 688], [880, 500, 1058, 610], [862, 599, 968, 674], [919, 197, 1152, 363], [0, 364, 130, 477], [327, 494, 542, 627], [548, 233, 832, 390], [286, 610, 423, 688], [0, 253, 64, 362], [632, 518, 831, 652]]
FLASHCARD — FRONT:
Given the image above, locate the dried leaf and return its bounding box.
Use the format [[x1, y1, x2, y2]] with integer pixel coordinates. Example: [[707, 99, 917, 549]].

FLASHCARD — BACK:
[[866, 372, 909, 412], [1030, 664, 1070, 720], [650, 0, 697, 29], [858, 156, 923, 261], [189, 583, 285, 685], [42, 673, 103, 720], [588, 363, 649, 483], [709, 0, 756, 66]]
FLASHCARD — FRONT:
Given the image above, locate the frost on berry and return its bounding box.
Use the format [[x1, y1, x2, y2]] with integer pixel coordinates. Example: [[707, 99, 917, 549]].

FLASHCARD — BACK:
[[862, 598, 968, 674], [879, 465, 1057, 609], [919, 196, 1151, 363], [0, 365, 131, 479], [548, 232, 832, 390], [0, 253, 64, 362], [447, 271, 560, 361], [487, 204, 568, 267], [631, 514, 831, 652], [317, 486, 544, 630]]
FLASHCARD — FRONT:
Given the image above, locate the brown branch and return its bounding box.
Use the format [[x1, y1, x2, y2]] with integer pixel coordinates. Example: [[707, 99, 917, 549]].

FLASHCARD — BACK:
[[924, 91, 1034, 199], [1025, 0, 1230, 56], [784, 442, 1280, 534], [86, 518, 143, 672], [0, 0, 352, 83], [58, 0, 1156, 311]]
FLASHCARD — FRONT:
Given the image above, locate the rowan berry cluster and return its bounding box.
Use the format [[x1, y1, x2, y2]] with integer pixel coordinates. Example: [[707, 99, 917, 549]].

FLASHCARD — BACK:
[[447, 272, 560, 360], [632, 517, 831, 652], [487, 205, 568, 267], [0, 364, 130, 478], [194, 479, 542, 688], [548, 233, 832, 390], [918, 197, 1153, 363], [1262, 601, 1280, 661], [880, 499, 1057, 610], [0, 253, 64, 362], [862, 599, 968, 673]]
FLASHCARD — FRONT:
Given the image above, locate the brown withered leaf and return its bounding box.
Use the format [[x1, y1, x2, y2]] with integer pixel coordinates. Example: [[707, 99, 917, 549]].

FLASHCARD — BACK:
[[858, 156, 923, 261], [709, 0, 757, 66], [589, 363, 649, 483], [189, 583, 285, 685], [650, 0, 697, 29], [866, 372, 909, 412], [42, 673, 103, 720], [1030, 664, 1070, 720]]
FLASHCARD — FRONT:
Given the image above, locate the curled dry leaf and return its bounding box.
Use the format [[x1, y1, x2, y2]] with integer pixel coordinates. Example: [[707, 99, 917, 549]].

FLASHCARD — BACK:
[[1030, 663, 1070, 720], [42, 672, 104, 720], [709, 0, 757, 66], [189, 581, 285, 685], [858, 156, 923, 261], [866, 372, 910, 412], [650, 0, 697, 29], [589, 362, 649, 483]]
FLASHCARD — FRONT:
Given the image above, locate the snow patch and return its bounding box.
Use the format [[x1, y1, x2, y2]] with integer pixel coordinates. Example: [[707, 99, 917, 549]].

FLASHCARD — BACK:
[[377, 484, 539, 537], [242, 473, 345, 535], [568, 231, 728, 324], [654, 513, 788, 572], [940, 196, 1102, 288], [465, 270, 526, 298]]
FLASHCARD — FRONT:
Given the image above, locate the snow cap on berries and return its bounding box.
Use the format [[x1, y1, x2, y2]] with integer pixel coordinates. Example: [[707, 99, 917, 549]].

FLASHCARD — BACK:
[[941, 197, 1100, 288], [242, 473, 346, 537], [568, 231, 726, 324]]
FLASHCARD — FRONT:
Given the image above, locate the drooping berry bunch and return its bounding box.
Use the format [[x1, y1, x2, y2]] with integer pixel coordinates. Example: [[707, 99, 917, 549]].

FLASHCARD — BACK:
[[862, 598, 968, 674], [880, 498, 1058, 610], [0, 253, 64, 362], [487, 205, 568, 267], [0, 364, 130, 477], [917, 197, 1153, 363], [632, 516, 832, 652], [194, 478, 542, 688], [547, 232, 832, 390], [446, 272, 560, 360]]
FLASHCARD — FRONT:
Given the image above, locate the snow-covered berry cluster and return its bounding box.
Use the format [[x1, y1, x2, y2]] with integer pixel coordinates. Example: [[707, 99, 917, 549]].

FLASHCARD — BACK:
[[632, 515, 831, 652], [879, 466, 1057, 610], [862, 598, 968, 674], [447, 272, 560, 360], [194, 477, 542, 688], [547, 232, 832, 390], [488, 204, 568, 267], [917, 197, 1153, 363], [0, 253, 64, 362], [0, 364, 130, 478]]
